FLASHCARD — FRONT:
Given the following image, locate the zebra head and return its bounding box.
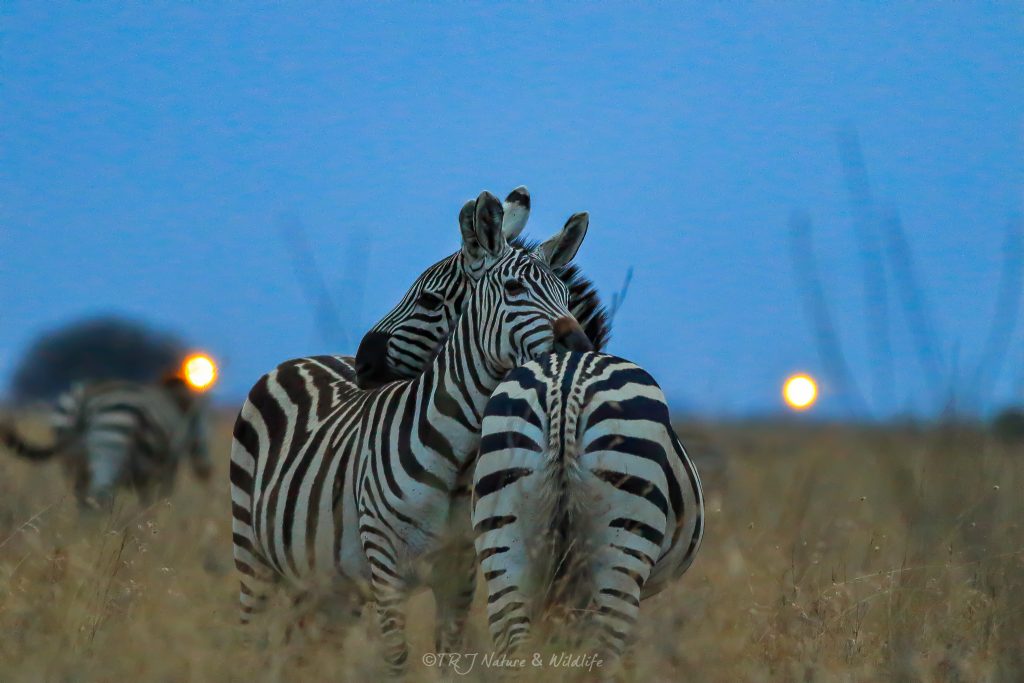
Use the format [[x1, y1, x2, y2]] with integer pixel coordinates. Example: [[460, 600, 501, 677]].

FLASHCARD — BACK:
[[355, 187, 608, 389], [457, 190, 594, 371], [354, 187, 531, 389]]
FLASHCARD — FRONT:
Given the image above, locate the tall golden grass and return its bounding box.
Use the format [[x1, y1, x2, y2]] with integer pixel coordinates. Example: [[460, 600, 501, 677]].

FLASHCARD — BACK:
[[1, 414, 1021, 681]]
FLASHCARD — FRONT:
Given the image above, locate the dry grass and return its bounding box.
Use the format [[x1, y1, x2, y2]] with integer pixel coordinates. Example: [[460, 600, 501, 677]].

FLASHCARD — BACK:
[[1, 413, 1022, 682]]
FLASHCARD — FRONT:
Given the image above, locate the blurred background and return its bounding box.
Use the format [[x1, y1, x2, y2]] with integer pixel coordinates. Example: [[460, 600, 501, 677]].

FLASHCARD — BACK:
[[4, 5, 1024, 682], [3, 3, 1022, 420]]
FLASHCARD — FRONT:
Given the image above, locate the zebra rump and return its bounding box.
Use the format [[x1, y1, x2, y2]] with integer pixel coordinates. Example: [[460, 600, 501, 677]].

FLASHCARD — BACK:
[[472, 351, 704, 667], [1, 375, 211, 507]]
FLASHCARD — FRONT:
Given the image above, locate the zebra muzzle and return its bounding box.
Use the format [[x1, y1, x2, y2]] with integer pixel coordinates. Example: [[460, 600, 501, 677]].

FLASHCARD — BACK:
[[355, 331, 404, 389], [552, 317, 593, 353]]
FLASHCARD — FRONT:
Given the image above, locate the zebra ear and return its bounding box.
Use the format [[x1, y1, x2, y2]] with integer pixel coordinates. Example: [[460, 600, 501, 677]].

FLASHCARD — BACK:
[[501, 186, 530, 240], [474, 191, 505, 255], [537, 212, 589, 269], [459, 198, 478, 254], [459, 191, 508, 279]]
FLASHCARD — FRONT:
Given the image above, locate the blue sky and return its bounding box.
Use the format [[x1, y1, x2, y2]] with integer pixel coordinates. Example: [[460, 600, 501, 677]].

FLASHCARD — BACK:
[[2, 3, 1022, 418]]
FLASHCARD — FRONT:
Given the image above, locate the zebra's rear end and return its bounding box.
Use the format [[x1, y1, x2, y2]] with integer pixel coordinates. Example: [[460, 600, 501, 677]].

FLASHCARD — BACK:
[[473, 352, 704, 671], [230, 355, 360, 624], [230, 382, 273, 624], [2, 379, 209, 508]]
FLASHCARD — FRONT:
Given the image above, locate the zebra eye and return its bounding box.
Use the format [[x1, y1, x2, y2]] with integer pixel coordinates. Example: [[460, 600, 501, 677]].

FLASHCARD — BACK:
[[504, 279, 526, 296], [416, 291, 443, 310]]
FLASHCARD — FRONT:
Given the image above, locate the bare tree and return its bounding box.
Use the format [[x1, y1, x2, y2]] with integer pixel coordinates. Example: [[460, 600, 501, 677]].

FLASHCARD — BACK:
[[788, 211, 869, 417]]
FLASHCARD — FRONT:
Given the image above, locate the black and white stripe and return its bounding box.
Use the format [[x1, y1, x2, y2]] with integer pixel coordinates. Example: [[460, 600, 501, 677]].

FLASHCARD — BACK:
[[354, 186, 608, 389], [347, 190, 698, 672], [472, 351, 704, 671], [230, 191, 593, 674], [0, 375, 211, 507]]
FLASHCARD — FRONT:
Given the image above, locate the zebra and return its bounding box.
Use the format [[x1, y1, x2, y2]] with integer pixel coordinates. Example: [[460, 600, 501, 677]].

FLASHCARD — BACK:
[[472, 352, 704, 673], [230, 190, 594, 674], [355, 186, 608, 389], [349, 208, 701, 675], [245, 186, 539, 437], [0, 374, 212, 508]]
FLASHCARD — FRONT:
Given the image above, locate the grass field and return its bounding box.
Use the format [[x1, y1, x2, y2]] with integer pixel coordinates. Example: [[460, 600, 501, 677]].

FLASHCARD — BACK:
[[1, 413, 1021, 682]]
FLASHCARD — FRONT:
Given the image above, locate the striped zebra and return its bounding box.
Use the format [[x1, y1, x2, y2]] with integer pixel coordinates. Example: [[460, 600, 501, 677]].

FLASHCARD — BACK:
[[350, 209, 701, 674], [230, 190, 594, 674], [0, 375, 212, 508], [473, 352, 704, 672], [355, 186, 608, 389], [226, 184, 584, 624]]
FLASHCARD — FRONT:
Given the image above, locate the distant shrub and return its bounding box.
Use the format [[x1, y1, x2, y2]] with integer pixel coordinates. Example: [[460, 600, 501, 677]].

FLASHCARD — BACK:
[[992, 408, 1024, 445], [9, 316, 186, 401]]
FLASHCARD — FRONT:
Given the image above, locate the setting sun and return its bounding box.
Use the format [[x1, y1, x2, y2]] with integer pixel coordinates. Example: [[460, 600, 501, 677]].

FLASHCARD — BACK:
[[783, 374, 817, 411], [182, 353, 217, 391]]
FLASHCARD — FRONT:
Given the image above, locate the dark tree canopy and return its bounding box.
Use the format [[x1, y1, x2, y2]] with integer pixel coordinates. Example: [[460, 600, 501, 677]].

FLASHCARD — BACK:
[[9, 316, 187, 401], [993, 408, 1024, 445]]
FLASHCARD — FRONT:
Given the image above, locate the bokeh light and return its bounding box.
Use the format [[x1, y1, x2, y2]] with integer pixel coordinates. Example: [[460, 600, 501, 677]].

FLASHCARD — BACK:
[[182, 353, 217, 391], [783, 374, 817, 411]]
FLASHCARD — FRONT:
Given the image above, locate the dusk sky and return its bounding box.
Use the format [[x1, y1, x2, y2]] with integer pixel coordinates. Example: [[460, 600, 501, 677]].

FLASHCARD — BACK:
[[3, 3, 1022, 418]]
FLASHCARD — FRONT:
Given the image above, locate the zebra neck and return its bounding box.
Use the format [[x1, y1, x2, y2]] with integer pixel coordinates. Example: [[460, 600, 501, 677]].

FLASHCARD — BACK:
[[414, 310, 503, 471]]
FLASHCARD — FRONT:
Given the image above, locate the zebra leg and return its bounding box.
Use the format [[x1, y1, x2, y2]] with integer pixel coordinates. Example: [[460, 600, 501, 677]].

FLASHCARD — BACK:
[[475, 466, 543, 667], [371, 578, 410, 676], [232, 509, 277, 624], [585, 549, 648, 676], [236, 561, 277, 625], [230, 431, 276, 625], [284, 590, 311, 643], [476, 524, 534, 664], [363, 530, 411, 676], [428, 537, 477, 662], [82, 429, 130, 509]]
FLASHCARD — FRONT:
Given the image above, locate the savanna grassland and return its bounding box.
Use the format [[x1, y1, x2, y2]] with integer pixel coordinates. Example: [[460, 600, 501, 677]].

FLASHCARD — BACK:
[[1, 414, 1022, 682]]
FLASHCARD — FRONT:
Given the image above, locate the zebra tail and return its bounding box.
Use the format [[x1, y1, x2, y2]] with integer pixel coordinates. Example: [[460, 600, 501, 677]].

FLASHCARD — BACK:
[[538, 380, 593, 622], [2, 386, 88, 461], [0, 422, 62, 461]]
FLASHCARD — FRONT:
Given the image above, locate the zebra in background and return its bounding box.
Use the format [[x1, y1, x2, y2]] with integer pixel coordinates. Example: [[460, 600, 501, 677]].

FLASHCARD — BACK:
[[355, 186, 608, 389], [472, 352, 704, 672], [0, 374, 212, 508], [230, 190, 593, 674]]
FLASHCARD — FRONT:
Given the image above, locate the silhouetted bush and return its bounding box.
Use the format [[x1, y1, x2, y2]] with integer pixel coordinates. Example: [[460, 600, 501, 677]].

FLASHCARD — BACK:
[[992, 408, 1024, 445], [9, 316, 186, 401]]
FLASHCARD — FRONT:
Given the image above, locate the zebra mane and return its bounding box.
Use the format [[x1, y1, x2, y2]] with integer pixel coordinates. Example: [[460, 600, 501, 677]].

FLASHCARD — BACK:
[[509, 237, 611, 352]]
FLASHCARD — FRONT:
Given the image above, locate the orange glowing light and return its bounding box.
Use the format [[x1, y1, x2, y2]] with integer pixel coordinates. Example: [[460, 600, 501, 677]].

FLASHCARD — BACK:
[[182, 353, 217, 391], [783, 374, 817, 411]]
